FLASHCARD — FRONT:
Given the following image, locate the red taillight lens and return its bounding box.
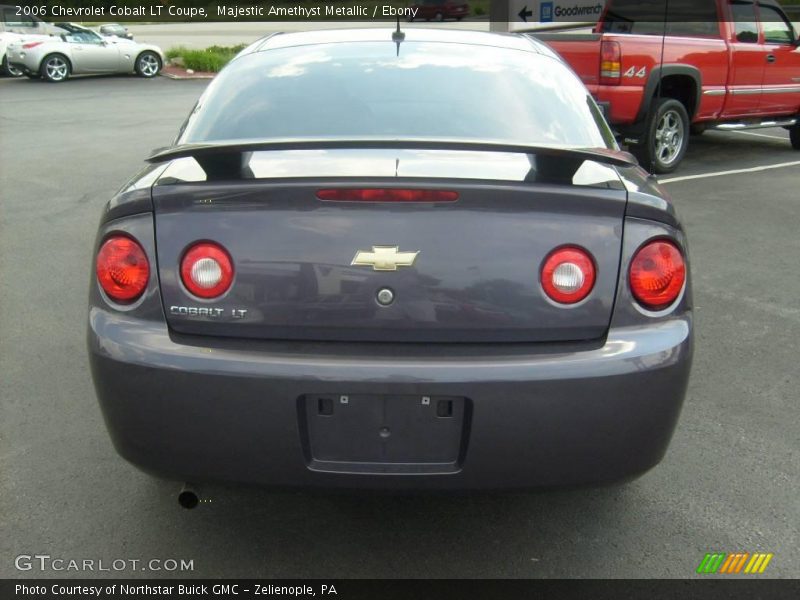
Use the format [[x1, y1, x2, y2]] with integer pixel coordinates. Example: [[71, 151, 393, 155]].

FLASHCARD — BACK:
[[180, 242, 234, 299], [600, 40, 621, 85], [541, 247, 596, 304], [96, 235, 150, 303], [629, 240, 686, 310], [22, 42, 43, 49], [317, 189, 458, 202]]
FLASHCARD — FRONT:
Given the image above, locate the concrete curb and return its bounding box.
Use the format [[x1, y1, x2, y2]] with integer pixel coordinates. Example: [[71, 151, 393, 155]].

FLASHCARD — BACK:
[[160, 72, 215, 80]]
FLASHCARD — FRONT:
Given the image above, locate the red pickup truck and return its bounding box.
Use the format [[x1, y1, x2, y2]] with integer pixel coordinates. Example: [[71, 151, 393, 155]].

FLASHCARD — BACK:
[[533, 0, 800, 172]]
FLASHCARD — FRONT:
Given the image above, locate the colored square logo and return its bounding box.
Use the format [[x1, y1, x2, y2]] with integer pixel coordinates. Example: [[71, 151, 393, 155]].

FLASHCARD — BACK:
[[540, 2, 554, 22]]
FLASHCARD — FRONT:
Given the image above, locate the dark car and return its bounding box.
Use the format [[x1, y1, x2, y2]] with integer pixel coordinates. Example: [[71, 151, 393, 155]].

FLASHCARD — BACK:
[[409, 0, 469, 21], [98, 23, 133, 40], [88, 29, 692, 500]]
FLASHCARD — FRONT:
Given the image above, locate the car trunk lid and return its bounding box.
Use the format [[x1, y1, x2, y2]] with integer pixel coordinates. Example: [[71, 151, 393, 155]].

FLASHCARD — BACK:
[[152, 148, 627, 343]]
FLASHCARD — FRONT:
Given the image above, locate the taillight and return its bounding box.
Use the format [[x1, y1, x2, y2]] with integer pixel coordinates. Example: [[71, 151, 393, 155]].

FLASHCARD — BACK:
[[96, 235, 150, 303], [317, 189, 458, 202], [180, 242, 234, 299], [629, 240, 686, 310], [541, 247, 596, 304], [600, 40, 621, 85], [22, 42, 43, 49]]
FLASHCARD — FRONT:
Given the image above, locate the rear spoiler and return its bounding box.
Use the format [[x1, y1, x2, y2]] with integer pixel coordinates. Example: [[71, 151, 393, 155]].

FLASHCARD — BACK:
[[147, 138, 638, 169]]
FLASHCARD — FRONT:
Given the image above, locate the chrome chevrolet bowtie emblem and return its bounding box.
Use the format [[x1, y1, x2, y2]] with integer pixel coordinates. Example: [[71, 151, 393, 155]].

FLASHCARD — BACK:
[[351, 246, 419, 271]]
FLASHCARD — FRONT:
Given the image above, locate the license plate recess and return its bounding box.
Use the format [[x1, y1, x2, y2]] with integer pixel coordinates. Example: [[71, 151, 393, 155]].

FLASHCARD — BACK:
[[299, 394, 469, 474]]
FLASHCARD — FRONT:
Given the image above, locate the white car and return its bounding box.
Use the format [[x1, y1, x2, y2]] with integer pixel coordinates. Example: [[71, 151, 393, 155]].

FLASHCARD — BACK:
[[1, 31, 24, 76], [1, 4, 59, 76], [6, 23, 163, 82]]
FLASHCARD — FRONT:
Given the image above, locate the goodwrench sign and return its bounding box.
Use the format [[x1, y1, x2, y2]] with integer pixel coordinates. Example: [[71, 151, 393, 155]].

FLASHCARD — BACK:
[[509, 0, 604, 27]]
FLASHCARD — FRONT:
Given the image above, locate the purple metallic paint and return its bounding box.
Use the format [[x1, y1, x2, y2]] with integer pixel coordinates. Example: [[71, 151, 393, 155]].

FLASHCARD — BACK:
[[87, 164, 692, 489], [87, 31, 692, 489]]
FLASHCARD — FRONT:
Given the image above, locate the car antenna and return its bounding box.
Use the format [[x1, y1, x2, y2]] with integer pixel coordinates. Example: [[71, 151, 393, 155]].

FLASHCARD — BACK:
[[392, 15, 405, 57], [649, 0, 669, 178]]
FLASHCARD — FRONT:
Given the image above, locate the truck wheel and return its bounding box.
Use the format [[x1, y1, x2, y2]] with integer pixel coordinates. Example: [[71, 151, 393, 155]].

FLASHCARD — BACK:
[[634, 98, 690, 174], [790, 125, 800, 150]]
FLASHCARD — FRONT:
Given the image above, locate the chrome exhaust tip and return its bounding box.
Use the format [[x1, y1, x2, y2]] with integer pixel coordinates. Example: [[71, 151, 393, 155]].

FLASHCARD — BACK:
[[178, 483, 200, 509]]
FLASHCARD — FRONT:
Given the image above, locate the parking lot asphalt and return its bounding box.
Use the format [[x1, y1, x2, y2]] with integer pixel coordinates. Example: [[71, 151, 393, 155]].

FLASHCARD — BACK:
[[1, 75, 798, 579]]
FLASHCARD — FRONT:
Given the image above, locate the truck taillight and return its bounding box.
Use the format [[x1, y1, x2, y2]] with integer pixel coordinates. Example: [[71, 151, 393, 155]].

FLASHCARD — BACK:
[[600, 41, 621, 85]]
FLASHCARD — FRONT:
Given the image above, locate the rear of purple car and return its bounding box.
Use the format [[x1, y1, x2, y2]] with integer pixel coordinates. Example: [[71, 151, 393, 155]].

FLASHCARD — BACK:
[[88, 30, 692, 492]]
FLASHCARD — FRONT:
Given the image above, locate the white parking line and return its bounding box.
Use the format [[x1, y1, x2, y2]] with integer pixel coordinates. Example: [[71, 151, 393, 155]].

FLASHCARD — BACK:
[[729, 130, 789, 141], [660, 160, 800, 184]]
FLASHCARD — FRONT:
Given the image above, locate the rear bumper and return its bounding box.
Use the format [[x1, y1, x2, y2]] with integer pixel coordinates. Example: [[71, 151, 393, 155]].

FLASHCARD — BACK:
[[88, 308, 692, 490], [587, 84, 644, 127], [8, 63, 32, 76], [6, 53, 38, 75]]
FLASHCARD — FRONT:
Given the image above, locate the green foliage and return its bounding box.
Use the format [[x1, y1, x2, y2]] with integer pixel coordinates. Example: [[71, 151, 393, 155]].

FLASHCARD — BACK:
[[471, 0, 490, 14], [165, 46, 188, 61], [166, 44, 248, 72], [205, 44, 248, 55]]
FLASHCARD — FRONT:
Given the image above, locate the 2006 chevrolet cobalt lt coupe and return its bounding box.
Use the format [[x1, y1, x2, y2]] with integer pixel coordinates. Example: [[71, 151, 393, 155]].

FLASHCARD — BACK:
[[88, 29, 692, 492]]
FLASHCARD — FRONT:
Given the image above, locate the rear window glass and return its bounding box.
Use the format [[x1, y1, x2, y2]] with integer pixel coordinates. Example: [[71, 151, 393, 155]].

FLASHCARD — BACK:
[[601, 0, 720, 37], [178, 41, 614, 149]]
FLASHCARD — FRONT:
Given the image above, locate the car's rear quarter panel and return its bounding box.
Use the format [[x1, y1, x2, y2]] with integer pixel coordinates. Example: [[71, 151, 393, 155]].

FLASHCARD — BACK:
[[541, 33, 730, 125]]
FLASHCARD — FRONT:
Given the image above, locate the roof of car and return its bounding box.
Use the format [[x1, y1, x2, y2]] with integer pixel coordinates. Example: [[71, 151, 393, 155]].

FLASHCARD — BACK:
[[249, 28, 550, 56]]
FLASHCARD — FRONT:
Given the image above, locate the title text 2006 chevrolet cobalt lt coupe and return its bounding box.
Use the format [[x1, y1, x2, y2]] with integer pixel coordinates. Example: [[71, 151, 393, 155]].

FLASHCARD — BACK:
[[88, 29, 692, 492]]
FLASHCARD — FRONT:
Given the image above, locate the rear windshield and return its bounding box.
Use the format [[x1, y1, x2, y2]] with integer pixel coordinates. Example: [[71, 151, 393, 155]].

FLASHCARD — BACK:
[[600, 0, 720, 37], [177, 41, 614, 149]]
